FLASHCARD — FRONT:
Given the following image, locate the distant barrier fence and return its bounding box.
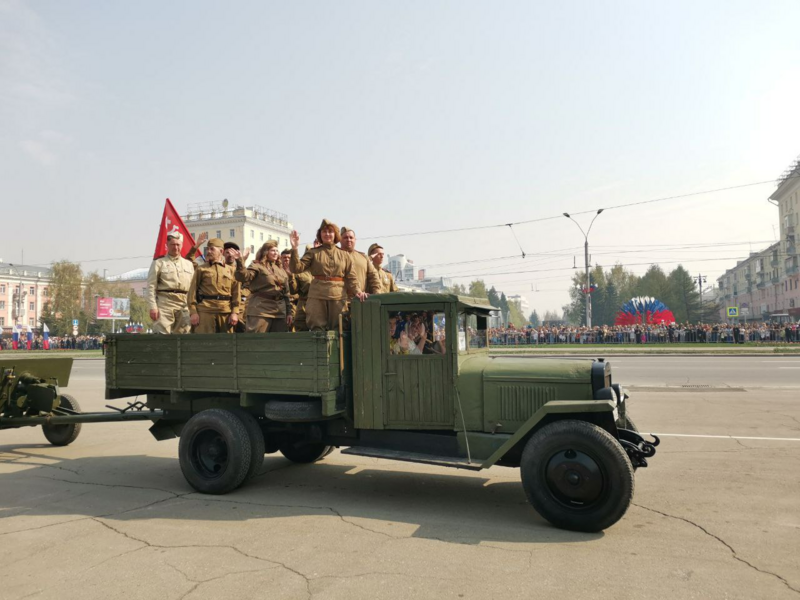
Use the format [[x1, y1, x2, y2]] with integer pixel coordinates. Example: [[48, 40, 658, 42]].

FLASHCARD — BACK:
[[488, 329, 799, 345]]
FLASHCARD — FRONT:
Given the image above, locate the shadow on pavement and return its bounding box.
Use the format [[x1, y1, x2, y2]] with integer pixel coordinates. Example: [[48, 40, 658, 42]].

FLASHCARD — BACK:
[[0, 445, 603, 545]]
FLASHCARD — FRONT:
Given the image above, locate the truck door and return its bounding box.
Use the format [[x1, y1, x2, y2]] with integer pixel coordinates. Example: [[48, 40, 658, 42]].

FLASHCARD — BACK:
[[383, 307, 453, 429]]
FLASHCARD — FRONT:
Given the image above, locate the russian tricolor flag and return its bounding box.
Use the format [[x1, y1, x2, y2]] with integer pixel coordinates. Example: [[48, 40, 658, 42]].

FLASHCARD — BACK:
[[12, 327, 19, 350], [43, 323, 50, 350], [26, 325, 33, 350]]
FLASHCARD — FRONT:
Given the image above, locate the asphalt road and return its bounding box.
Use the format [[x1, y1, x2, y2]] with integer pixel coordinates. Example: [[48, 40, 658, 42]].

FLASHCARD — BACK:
[[1, 358, 798, 599]]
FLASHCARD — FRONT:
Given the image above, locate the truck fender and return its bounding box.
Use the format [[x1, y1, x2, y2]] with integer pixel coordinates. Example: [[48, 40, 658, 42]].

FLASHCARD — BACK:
[[479, 400, 617, 469]]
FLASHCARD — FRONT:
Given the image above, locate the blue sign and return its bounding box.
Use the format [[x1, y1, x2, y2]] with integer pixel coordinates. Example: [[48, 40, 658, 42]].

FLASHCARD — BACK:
[[72, 319, 79, 327]]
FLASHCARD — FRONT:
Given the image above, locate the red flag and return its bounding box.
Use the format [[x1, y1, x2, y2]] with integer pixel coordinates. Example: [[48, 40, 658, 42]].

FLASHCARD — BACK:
[[153, 198, 201, 259]]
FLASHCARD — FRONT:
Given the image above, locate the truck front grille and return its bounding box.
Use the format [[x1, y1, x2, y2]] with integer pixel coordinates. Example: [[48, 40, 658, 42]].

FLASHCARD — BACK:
[[498, 385, 555, 421]]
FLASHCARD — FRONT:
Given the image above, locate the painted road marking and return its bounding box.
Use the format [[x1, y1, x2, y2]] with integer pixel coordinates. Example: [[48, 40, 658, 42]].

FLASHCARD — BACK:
[[652, 433, 800, 442]]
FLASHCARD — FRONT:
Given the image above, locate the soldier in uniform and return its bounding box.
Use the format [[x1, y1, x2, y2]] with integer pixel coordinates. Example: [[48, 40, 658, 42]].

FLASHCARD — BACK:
[[188, 238, 241, 333], [291, 245, 314, 331], [224, 242, 248, 333], [289, 219, 364, 331], [367, 243, 399, 293], [232, 242, 294, 333], [184, 231, 208, 266], [340, 227, 381, 300], [147, 231, 195, 334]]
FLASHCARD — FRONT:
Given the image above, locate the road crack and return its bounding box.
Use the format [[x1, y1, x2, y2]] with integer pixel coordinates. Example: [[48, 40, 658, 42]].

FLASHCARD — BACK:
[[634, 503, 799, 594]]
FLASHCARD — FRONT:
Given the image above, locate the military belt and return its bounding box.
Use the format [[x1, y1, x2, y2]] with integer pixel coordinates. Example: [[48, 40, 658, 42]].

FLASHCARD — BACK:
[[157, 289, 188, 294], [314, 275, 344, 282], [198, 294, 232, 301], [253, 290, 285, 300]]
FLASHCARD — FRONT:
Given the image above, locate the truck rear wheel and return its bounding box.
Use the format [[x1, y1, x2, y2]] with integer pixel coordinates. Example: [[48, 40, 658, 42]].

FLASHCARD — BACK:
[[231, 409, 265, 483], [280, 442, 333, 464], [520, 419, 634, 532], [42, 394, 82, 446], [179, 409, 252, 495]]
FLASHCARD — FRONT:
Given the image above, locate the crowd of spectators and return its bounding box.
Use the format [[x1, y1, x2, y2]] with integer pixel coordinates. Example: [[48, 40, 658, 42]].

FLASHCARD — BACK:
[[0, 335, 105, 351], [488, 322, 800, 345]]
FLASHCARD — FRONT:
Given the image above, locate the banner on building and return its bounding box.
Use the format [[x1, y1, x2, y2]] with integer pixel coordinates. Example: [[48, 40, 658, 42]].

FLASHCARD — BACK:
[[97, 297, 131, 320]]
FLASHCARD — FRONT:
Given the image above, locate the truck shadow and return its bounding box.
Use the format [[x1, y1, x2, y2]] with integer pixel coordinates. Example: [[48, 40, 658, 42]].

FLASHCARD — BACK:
[[0, 445, 603, 545]]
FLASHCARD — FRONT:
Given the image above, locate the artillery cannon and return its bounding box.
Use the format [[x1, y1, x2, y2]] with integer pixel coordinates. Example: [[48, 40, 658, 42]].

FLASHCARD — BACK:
[[1, 358, 161, 445]]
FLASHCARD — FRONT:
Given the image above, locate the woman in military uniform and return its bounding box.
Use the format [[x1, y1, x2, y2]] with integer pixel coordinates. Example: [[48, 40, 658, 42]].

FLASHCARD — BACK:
[[289, 219, 365, 331], [232, 241, 293, 333]]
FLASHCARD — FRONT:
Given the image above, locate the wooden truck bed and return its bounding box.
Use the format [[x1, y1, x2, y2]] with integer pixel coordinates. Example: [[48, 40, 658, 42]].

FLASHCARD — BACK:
[[105, 331, 342, 400]]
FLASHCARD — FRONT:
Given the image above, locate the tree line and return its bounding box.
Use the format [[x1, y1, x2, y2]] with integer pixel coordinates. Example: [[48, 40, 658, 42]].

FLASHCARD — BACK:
[[450, 263, 720, 328], [40, 261, 150, 336], [561, 264, 720, 326]]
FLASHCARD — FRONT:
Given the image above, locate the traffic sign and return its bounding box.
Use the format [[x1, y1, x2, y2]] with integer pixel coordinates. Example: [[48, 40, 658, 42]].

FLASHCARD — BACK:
[[72, 319, 79, 327], [727, 307, 739, 318], [72, 326, 78, 336], [741, 307, 750, 316]]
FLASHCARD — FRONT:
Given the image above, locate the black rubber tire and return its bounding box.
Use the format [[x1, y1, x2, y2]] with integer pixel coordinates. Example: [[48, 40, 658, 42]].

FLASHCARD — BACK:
[[265, 399, 324, 422], [280, 442, 334, 464], [230, 409, 265, 483], [42, 394, 82, 446], [178, 409, 252, 495], [520, 420, 634, 532]]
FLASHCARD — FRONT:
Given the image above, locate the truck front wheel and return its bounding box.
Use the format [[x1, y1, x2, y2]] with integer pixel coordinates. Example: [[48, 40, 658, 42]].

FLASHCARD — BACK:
[[520, 419, 634, 532], [179, 409, 252, 494]]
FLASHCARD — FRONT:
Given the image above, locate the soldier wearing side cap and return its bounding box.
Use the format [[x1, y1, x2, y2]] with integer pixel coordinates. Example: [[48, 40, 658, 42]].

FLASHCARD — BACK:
[[147, 231, 195, 334], [188, 238, 241, 333], [289, 219, 363, 331], [340, 227, 381, 301], [232, 241, 294, 333], [367, 243, 399, 294], [224, 241, 248, 333]]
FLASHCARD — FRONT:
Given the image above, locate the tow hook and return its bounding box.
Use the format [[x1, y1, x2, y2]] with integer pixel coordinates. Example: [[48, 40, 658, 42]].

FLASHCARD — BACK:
[[617, 428, 660, 469]]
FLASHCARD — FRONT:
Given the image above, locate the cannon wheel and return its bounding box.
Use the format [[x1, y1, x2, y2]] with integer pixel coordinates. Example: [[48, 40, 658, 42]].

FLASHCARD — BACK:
[[521, 419, 634, 532], [42, 394, 82, 446], [178, 409, 252, 495]]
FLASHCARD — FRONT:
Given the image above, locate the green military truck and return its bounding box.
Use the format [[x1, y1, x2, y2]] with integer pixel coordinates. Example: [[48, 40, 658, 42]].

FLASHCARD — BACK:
[[106, 293, 658, 532]]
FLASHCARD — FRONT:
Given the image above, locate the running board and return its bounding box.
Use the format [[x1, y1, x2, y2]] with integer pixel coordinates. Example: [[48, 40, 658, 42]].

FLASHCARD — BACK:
[[340, 447, 483, 471]]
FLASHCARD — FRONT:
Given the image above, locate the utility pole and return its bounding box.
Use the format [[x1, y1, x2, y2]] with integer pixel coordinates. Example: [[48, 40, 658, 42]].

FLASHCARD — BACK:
[[695, 274, 707, 321], [564, 210, 604, 328]]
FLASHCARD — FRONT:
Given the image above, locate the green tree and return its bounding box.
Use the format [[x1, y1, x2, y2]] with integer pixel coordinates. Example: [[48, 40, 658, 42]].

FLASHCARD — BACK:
[[507, 299, 526, 327], [636, 265, 670, 299], [666, 265, 702, 323], [47, 261, 84, 335], [449, 283, 467, 295], [529, 309, 541, 327], [487, 286, 501, 309], [468, 279, 489, 299], [543, 309, 561, 324]]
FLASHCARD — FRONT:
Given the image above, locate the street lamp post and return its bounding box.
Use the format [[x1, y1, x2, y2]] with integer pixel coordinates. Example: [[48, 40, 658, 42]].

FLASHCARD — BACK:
[[563, 210, 604, 328]]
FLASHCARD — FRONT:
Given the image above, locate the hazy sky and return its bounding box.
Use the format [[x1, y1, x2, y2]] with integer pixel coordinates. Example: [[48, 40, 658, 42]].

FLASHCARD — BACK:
[[2, 0, 799, 314]]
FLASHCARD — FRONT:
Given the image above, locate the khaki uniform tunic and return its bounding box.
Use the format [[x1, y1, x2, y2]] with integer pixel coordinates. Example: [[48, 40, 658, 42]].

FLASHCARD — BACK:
[[345, 251, 381, 298], [290, 243, 360, 330], [147, 254, 195, 334], [293, 270, 313, 332], [188, 260, 241, 333], [234, 258, 293, 333], [377, 268, 398, 294]]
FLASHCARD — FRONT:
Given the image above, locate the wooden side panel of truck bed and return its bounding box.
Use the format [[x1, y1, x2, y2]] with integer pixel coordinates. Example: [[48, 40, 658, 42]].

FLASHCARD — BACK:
[[105, 332, 340, 397]]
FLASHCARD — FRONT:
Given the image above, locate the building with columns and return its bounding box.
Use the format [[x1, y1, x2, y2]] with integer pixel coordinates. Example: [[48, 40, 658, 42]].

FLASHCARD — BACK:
[[183, 201, 292, 259]]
